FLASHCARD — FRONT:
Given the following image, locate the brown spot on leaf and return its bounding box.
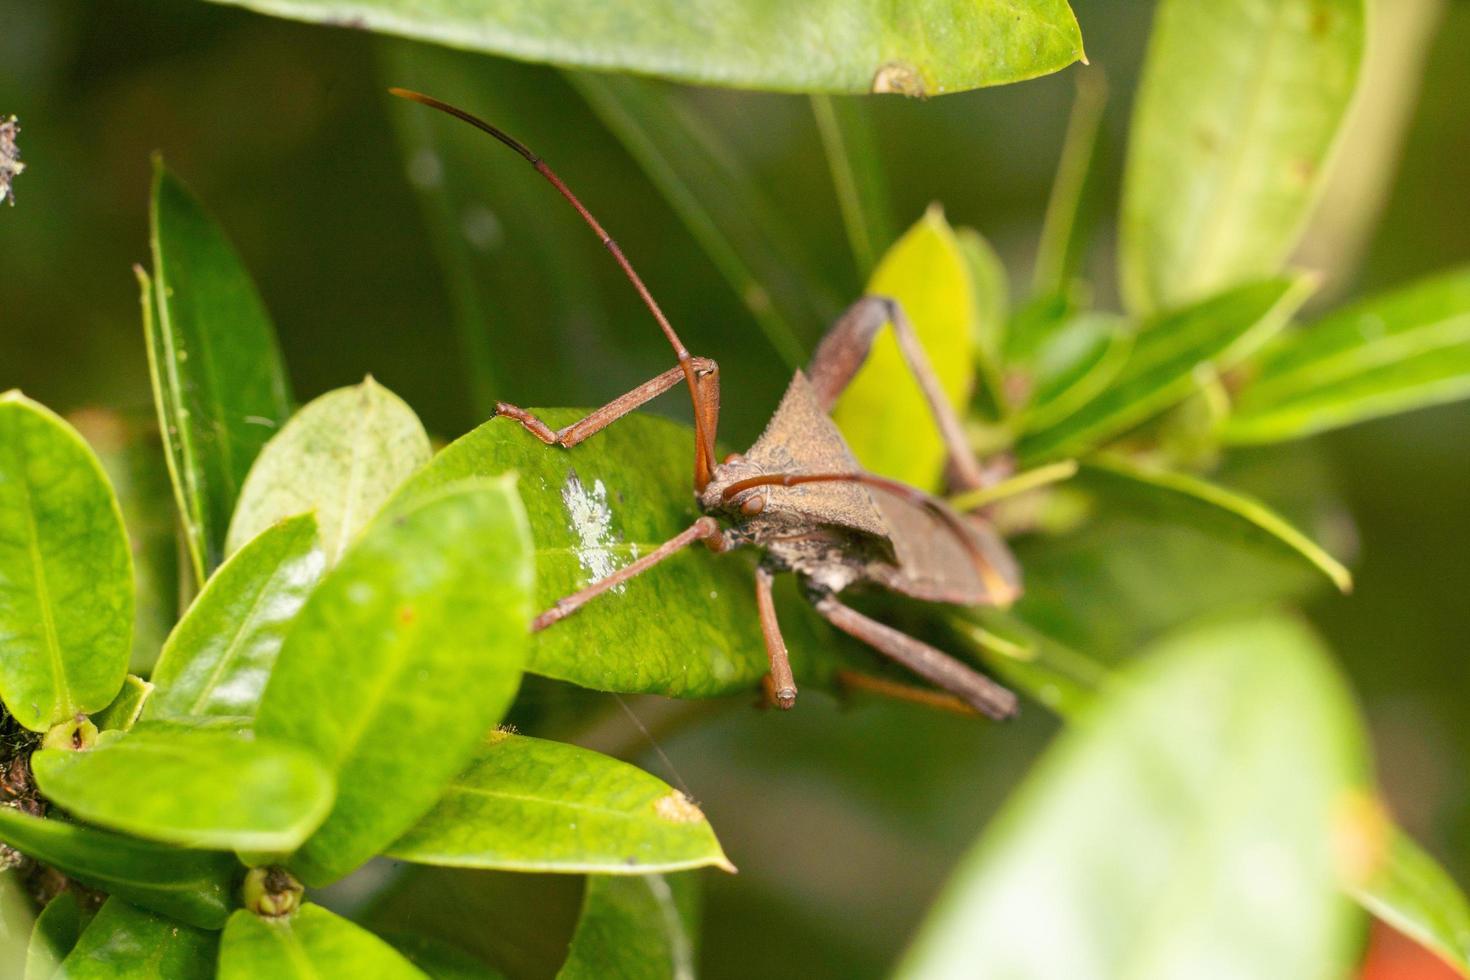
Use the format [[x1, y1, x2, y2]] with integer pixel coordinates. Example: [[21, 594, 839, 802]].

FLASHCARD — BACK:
[[654, 791, 705, 824], [872, 62, 927, 98]]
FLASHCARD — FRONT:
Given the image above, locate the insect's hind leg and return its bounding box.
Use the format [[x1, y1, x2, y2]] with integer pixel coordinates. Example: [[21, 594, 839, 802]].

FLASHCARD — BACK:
[[755, 565, 796, 709], [495, 357, 719, 450], [805, 296, 990, 491], [811, 593, 1017, 720]]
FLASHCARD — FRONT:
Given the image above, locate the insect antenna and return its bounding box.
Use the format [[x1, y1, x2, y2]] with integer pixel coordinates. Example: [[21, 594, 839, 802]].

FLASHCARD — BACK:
[[388, 87, 719, 487], [722, 471, 1018, 603]]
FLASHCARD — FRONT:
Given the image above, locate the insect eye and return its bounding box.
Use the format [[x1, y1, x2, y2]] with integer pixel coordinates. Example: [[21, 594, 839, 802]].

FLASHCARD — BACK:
[[740, 494, 765, 516]]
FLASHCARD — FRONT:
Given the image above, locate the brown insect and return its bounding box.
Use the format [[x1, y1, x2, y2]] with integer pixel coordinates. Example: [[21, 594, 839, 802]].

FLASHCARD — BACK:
[[392, 89, 1022, 720]]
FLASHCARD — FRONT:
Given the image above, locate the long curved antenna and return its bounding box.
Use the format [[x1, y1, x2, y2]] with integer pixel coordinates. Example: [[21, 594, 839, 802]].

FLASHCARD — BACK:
[[721, 471, 1017, 603], [389, 87, 718, 488]]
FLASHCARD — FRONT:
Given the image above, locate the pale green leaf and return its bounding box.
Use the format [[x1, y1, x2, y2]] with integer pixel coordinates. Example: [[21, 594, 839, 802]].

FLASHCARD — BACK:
[[219, 904, 426, 980], [55, 898, 217, 980], [898, 614, 1368, 979], [147, 513, 324, 723], [388, 732, 731, 875], [93, 675, 153, 732], [558, 874, 699, 980], [0, 392, 133, 732], [146, 163, 292, 582], [1350, 828, 1470, 978], [1119, 0, 1366, 312], [256, 478, 533, 886], [226, 379, 431, 564], [203, 0, 1084, 95], [832, 208, 975, 490], [33, 728, 334, 853]]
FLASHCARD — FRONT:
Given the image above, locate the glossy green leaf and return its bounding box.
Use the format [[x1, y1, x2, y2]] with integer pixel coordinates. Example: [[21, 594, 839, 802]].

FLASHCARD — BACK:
[[1018, 276, 1313, 462], [1119, 0, 1366, 313], [832, 208, 975, 490], [811, 94, 893, 277], [146, 163, 292, 582], [0, 392, 133, 732], [27, 890, 92, 980], [204, 0, 1083, 95], [93, 675, 153, 732], [898, 614, 1368, 979], [388, 731, 731, 875], [389, 411, 832, 700], [565, 72, 825, 368], [256, 478, 533, 885], [1351, 828, 1470, 978], [0, 807, 236, 929], [226, 379, 431, 564], [33, 728, 334, 853], [147, 514, 324, 723], [558, 874, 699, 980], [219, 904, 426, 980], [1077, 454, 1352, 593], [55, 898, 217, 980], [1227, 265, 1470, 444]]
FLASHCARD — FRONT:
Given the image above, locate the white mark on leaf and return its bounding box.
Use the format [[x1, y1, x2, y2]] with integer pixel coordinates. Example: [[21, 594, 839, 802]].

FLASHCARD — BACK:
[[561, 469, 627, 591]]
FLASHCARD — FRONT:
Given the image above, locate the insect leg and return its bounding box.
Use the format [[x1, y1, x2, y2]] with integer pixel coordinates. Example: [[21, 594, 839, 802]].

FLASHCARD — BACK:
[[533, 516, 725, 632], [811, 594, 1017, 720], [806, 296, 990, 491], [754, 565, 796, 709]]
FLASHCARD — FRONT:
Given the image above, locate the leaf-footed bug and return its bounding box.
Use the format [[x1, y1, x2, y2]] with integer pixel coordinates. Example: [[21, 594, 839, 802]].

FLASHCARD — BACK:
[[392, 89, 1022, 719]]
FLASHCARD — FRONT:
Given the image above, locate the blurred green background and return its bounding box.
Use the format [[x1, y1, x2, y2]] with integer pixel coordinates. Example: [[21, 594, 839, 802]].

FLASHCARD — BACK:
[[1, 1, 1466, 975]]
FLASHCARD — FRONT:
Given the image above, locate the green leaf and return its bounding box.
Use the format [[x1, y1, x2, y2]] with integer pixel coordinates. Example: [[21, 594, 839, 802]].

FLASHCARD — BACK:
[[1021, 312, 1134, 432], [146, 163, 293, 582], [1350, 828, 1470, 978], [226, 379, 431, 564], [27, 891, 92, 980], [388, 731, 732, 874], [390, 411, 832, 700], [1119, 0, 1366, 313], [898, 614, 1368, 979], [147, 514, 324, 723], [811, 95, 893, 277], [204, 0, 1083, 95], [0, 807, 236, 929], [558, 874, 699, 980], [945, 609, 1107, 721], [383, 933, 507, 980], [256, 478, 533, 885], [955, 227, 1010, 416], [219, 904, 426, 980], [0, 392, 133, 732], [565, 72, 824, 368], [1227, 265, 1470, 443], [55, 898, 218, 979], [33, 728, 334, 854], [1076, 454, 1352, 593], [832, 208, 975, 490], [1017, 276, 1313, 462], [93, 675, 153, 732]]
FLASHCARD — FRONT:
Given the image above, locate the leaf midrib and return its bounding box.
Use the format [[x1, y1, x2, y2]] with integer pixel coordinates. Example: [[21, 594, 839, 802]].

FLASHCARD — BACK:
[[13, 437, 72, 723]]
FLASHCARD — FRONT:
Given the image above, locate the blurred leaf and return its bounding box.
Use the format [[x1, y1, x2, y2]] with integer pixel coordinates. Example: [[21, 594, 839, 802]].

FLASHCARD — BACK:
[[811, 95, 892, 277], [566, 73, 826, 367], [946, 609, 1107, 720], [383, 933, 508, 980], [33, 728, 334, 854], [93, 675, 153, 732], [256, 478, 532, 886], [1018, 276, 1313, 462], [1, 871, 35, 979], [558, 874, 699, 980], [1021, 312, 1134, 432], [1077, 454, 1352, 593], [388, 731, 731, 875], [145, 163, 292, 582], [956, 227, 1010, 416], [204, 0, 1083, 95], [1033, 70, 1108, 299], [1227, 265, 1470, 443], [390, 411, 832, 699], [55, 897, 217, 979], [832, 208, 975, 490], [146, 514, 324, 724], [219, 904, 425, 979], [898, 614, 1367, 979], [26, 891, 92, 980], [1119, 0, 1366, 313], [0, 392, 132, 732], [0, 807, 236, 929], [1350, 828, 1470, 978], [226, 379, 431, 564]]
